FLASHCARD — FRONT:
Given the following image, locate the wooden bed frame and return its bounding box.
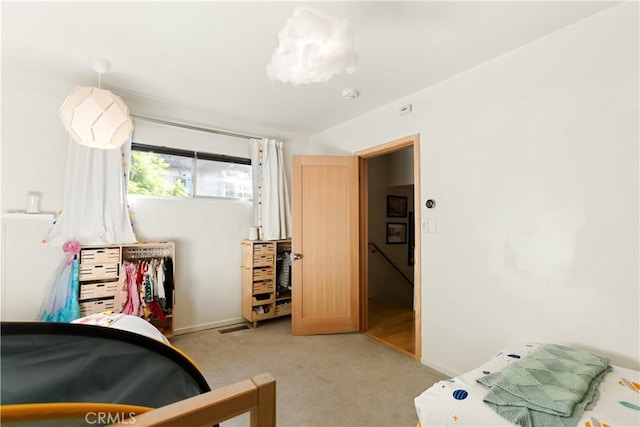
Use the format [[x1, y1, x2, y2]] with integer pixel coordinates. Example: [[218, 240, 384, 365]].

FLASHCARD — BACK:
[[113, 373, 276, 427]]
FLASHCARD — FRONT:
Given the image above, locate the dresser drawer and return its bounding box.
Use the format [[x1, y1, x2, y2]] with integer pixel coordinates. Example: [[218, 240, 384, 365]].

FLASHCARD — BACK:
[[253, 243, 274, 255], [79, 298, 115, 316], [253, 280, 274, 294], [80, 248, 120, 264], [253, 267, 273, 281], [79, 264, 119, 281], [253, 254, 274, 267], [252, 293, 275, 306], [80, 281, 119, 300]]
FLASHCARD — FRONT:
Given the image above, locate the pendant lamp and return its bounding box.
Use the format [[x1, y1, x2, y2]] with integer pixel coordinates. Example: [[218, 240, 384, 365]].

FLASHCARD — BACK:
[[59, 57, 133, 149], [266, 7, 358, 85]]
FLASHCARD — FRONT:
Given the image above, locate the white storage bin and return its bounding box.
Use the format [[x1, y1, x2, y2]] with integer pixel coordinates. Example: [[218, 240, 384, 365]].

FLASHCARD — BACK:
[[79, 264, 119, 281], [80, 248, 120, 264], [79, 281, 119, 300], [79, 298, 115, 316]]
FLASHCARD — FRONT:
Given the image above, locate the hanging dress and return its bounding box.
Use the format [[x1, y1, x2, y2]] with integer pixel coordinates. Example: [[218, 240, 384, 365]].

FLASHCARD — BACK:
[[38, 241, 81, 322]]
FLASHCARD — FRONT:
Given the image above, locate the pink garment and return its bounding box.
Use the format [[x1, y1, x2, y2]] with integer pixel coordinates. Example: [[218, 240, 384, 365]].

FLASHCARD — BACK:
[[121, 261, 142, 316], [113, 262, 128, 313]]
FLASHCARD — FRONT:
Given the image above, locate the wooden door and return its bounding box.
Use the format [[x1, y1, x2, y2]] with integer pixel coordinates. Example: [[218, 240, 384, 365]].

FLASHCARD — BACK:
[[291, 155, 359, 335]]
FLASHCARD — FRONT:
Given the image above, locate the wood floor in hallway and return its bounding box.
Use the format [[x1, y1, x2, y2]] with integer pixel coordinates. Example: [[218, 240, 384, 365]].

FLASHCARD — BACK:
[[365, 299, 415, 357]]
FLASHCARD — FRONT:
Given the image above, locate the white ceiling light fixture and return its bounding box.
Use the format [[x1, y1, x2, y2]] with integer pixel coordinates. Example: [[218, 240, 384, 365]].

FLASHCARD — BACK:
[[266, 7, 359, 86], [59, 57, 133, 149]]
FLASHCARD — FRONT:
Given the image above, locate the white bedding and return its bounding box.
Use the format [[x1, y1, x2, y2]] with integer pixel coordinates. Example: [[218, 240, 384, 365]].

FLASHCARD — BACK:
[[415, 343, 640, 427], [72, 312, 170, 344]]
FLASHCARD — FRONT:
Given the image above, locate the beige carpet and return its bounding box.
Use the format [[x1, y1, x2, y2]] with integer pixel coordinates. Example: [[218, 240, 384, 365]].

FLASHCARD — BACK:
[[171, 317, 446, 427]]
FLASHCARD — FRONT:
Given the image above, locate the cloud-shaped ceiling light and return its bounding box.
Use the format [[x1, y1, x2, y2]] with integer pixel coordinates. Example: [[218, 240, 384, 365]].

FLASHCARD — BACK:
[[59, 58, 133, 149], [266, 7, 358, 86]]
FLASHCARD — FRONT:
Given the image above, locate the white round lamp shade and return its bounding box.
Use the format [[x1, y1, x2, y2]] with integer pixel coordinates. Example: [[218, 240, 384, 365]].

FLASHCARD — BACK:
[[59, 87, 133, 149]]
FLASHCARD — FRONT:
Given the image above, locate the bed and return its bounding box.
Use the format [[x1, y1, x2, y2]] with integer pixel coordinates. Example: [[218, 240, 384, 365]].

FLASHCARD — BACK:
[[71, 312, 172, 343], [415, 343, 640, 427], [1, 317, 275, 426]]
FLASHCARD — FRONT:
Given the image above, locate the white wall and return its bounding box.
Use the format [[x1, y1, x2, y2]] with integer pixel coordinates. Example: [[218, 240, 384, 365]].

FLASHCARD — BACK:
[[311, 3, 639, 373], [1, 214, 61, 320], [126, 196, 253, 331], [1, 71, 73, 320], [1, 71, 72, 214], [387, 148, 414, 188], [0, 69, 309, 331]]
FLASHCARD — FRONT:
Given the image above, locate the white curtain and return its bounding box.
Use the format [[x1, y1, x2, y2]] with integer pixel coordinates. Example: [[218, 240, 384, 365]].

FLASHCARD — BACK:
[[251, 138, 292, 240], [47, 138, 137, 245]]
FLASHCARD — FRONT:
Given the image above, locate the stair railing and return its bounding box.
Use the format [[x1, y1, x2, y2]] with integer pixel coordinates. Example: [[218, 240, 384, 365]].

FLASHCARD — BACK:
[[368, 242, 414, 288]]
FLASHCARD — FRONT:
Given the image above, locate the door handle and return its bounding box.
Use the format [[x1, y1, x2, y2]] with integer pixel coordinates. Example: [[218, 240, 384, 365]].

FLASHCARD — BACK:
[[290, 253, 302, 261]]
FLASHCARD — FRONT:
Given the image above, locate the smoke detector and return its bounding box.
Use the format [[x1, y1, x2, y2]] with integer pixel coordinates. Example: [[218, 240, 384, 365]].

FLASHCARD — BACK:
[[342, 88, 360, 100]]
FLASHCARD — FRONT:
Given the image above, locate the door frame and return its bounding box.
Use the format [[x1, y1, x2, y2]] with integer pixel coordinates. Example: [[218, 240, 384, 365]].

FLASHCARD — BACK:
[[356, 134, 421, 362]]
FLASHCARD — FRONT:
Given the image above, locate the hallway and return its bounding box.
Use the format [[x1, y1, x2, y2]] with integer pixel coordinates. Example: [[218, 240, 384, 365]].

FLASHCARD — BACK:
[[365, 299, 415, 357]]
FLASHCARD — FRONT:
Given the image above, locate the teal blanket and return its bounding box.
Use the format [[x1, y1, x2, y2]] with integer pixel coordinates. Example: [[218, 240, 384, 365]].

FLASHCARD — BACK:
[[477, 344, 612, 427]]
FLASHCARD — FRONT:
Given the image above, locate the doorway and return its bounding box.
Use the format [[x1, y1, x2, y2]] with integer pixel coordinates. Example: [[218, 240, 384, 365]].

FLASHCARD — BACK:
[[289, 135, 420, 360], [357, 134, 421, 361]]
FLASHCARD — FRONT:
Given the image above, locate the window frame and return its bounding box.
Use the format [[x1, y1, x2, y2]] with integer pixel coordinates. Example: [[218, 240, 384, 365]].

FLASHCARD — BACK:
[[130, 142, 252, 200]]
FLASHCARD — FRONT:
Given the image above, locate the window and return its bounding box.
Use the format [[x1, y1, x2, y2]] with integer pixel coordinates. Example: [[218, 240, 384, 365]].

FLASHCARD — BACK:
[[129, 143, 252, 199], [196, 158, 252, 198]]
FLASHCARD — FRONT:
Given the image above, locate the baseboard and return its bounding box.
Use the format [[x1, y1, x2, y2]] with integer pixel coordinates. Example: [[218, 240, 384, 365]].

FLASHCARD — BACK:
[[174, 317, 246, 335], [420, 357, 460, 378]]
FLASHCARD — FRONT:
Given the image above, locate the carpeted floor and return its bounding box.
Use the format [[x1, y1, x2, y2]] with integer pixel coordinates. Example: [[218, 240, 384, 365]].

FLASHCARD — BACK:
[[171, 317, 446, 427]]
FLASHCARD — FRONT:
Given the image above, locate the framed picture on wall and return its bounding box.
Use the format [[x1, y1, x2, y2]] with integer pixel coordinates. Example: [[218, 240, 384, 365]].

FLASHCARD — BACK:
[[387, 195, 408, 217], [386, 222, 407, 244]]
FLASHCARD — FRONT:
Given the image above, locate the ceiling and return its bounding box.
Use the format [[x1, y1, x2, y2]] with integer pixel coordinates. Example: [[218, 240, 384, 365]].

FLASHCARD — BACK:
[[2, 1, 616, 135]]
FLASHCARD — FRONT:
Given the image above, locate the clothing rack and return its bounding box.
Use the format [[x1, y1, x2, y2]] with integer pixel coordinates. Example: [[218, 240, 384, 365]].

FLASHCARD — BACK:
[[122, 246, 173, 259]]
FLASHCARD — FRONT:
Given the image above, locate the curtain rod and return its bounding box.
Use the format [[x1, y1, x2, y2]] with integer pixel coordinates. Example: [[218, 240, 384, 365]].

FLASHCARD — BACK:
[[130, 114, 263, 141]]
